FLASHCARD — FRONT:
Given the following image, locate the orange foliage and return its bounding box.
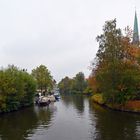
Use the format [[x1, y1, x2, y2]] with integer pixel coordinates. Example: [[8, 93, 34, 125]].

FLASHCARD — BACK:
[[88, 74, 100, 93], [126, 100, 140, 109], [120, 36, 140, 68]]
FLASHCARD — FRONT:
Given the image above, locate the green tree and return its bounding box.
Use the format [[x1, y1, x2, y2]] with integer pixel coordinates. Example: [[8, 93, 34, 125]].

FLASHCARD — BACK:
[[0, 65, 36, 113], [72, 72, 87, 94], [58, 72, 87, 95], [31, 65, 53, 93], [58, 76, 73, 95]]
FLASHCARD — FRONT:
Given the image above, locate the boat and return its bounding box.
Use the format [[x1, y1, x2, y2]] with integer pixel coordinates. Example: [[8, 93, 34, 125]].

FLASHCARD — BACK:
[[38, 96, 51, 106], [34, 86, 60, 106], [48, 95, 56, 102], [51, 86, 60, 101], [54, 91, 60, 100], [35, 93, 51, 106]]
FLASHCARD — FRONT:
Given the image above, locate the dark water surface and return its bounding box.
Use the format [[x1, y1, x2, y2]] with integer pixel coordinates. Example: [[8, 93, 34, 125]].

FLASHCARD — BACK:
[[0, 96, 140, 140]]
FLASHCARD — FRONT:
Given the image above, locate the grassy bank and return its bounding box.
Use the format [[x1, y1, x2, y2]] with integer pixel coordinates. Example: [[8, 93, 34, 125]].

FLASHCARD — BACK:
[[92, 94, 140, 113]]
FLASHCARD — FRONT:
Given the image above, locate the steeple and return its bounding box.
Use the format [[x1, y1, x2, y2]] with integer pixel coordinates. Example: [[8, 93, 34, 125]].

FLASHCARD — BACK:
[[133, 10, 139, 45]]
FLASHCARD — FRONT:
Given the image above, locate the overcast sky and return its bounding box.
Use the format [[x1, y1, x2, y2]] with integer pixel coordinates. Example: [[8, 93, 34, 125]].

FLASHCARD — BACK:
[[0, 0, 139, 81]]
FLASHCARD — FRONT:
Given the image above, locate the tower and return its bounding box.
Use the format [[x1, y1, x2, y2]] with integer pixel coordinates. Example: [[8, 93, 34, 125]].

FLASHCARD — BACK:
[[133, 10, 139, 45]]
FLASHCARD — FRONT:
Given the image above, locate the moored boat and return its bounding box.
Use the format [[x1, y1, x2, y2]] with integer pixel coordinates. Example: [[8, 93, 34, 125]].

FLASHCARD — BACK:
[[35, 93, 51, 106], [37, 96, 51, 106], [48, 95, 56, 102]]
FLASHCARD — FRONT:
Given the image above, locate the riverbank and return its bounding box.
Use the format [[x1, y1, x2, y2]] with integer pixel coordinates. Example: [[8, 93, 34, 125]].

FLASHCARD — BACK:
[[92, 94, 140, 113]]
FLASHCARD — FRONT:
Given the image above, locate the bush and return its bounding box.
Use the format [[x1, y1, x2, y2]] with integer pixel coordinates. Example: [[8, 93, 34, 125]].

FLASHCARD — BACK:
[[92, 94, 104, 105], [0, 65, 37, 113]]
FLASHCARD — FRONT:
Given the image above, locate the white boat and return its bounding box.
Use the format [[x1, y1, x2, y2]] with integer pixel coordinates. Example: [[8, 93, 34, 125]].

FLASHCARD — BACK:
[[35, 93, 51, 106], [48, 95, 56, 102], [37, 96, 51, 106]]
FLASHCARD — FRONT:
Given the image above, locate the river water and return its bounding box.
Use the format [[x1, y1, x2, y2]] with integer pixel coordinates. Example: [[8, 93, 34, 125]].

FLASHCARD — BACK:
[[0, 95, 140, 140]]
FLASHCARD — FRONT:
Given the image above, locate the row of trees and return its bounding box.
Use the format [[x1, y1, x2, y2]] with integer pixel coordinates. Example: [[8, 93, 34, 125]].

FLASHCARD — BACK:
[[0, 64, 54, 113], [89, 19, 140, 103], [58, 72, 92, 95]]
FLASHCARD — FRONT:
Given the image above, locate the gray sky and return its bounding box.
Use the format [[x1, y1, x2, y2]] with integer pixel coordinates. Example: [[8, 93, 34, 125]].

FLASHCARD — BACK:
[[0, 0, 139, 81]]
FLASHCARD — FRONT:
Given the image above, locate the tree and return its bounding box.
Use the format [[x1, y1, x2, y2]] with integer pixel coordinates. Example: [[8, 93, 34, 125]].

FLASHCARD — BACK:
[[31, 65, 53, 93], [58, 72, 87, 95], [88, 74, 99, 93], [58, 76, 73, 95], [72, 72, 87, 94], [92, 19, 140, 103], [0, 65, 36, 113]]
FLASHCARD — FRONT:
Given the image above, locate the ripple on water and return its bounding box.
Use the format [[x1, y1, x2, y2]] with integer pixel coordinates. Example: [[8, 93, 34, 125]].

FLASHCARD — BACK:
[[1, 96, 140, 140]]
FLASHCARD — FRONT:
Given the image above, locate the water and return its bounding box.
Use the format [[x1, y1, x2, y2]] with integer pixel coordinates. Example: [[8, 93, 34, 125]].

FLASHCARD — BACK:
[[0, 95, 140, 140]]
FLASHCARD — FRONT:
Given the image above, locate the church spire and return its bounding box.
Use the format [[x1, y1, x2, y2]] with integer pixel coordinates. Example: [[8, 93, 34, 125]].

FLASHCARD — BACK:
[[133, 10, 139, 45]]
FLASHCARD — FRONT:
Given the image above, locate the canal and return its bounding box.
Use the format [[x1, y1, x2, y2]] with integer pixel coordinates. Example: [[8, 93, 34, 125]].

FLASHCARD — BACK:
[[0, 95, 140, 140]]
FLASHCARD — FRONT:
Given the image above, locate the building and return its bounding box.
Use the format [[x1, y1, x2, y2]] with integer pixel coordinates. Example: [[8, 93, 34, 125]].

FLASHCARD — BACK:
[[133, 10, 139, 45]]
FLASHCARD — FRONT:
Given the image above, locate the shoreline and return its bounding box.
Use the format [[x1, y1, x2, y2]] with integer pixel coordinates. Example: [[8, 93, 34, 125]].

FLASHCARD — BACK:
[[0, 103, 33, 114], [92, 94, 140, 114]]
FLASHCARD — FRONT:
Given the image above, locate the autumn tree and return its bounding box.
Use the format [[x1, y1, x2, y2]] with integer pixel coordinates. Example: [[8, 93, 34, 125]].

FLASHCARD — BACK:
[[92, 19, 140, 103], [88, 74, 99, 93]]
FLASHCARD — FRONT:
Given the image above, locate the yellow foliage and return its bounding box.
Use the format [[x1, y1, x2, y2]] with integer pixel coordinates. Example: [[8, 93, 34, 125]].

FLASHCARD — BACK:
[[92, 94, 104, 105]]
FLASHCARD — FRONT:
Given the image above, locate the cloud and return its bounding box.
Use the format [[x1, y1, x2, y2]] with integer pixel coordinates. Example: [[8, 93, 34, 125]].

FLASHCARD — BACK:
[[0, 0, 137, 81]]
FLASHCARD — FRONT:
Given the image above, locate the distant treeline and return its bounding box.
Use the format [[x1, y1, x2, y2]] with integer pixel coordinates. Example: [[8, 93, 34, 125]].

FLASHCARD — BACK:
[[58, 72, 93, 95]]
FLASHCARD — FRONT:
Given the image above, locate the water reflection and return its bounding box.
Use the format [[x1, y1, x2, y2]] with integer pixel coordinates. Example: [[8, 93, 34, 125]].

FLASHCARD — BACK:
[[0, 107, 38, 140], [62, 95, 85, 115], [34, 105, 55, 128], [89, 101, 140, 140], [61, 95, 73, 107], [0, 105, 55, 140], [72, 95, 84, 115], [0, 96, 140, 140]]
